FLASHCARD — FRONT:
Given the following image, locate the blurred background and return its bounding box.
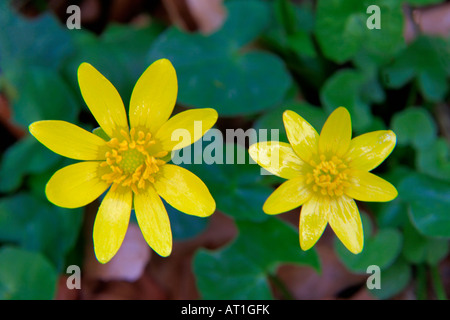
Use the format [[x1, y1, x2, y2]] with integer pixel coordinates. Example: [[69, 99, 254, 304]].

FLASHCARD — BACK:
[[0, 0, 449, 300]]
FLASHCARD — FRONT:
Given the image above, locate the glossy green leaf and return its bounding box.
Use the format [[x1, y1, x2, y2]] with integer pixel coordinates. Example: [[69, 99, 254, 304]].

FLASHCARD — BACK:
[[6, 66, 79, 128], [0, 136, 61, 193], [391, 107, 437, 150], [402, 221, 449, 265], [0, 193, 83, 271], [164, 200, 209, 240], [399, 173, 450, 238], [335, 215, 402, 273], [0, 1, 73, 72], [181, 142, 273, 222], [193, 217, 320, 299], [315, 0, 404, 63], [0, 246, 58, 300], [416, 138, 450, 182], [383, 36, 449, 101], [148, 0, 292, 116]]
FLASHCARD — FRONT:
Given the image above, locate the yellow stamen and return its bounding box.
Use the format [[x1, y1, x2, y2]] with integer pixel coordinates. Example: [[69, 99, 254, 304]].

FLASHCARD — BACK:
[[101, 129, 166, 193], [306, 154, 350, 197]]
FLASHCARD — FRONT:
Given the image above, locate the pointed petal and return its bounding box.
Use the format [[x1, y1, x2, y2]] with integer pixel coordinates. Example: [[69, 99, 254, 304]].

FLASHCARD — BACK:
[[345, 170, 398, 202], [46, 161, 110, 208], [93, 186, 132, 264], [299, 196, 329, 251], [134, 186, 172, 257], [154, 164, 215, 217], [77, 63, 128, 138], [345, 130, 396, 171], [129, 59, 178, 134], [328, 196, 364, 254], [283, 110, 319, 163], [155, 108, 218, 151], [318, 107, 352, 158], [248, 141, 307, 179], [263, 177, 312, 214], [29, 120, 108, 160]]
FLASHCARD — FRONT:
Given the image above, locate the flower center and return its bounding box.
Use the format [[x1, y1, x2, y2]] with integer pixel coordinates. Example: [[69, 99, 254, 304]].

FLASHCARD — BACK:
[[100, 128, 168, 194], [306, 155, 350, 197]]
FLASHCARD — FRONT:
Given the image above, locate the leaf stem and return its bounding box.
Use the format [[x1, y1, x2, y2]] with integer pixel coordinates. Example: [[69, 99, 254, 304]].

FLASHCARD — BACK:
[[268, 272, 294, 300], [430, 265, 447, 300]]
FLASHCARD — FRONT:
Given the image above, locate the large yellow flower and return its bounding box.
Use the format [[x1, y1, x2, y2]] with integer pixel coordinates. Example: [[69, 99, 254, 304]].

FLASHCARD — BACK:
[[249, 107, 397, 254], [29, 59, 217, 263]]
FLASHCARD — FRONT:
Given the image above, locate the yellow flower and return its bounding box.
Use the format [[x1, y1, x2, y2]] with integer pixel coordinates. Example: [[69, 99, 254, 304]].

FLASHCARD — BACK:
[[29, 59, 217, 263], [249, 107, 397, 254]]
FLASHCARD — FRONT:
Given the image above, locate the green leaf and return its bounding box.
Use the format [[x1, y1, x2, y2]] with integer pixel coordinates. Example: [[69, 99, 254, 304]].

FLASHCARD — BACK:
[[0, 136, 61, 193], [416, 138, 450, 182], [402, 221, 449, 265], [315, 0, 404, 63], [398, 173, 450, 238], [148, 0, 292, 116], [320, 69, 376, 132], [0, 1, 73, 72], [0, 246, 58, 300], [274, 0, 298, 35], [383, 36, 449, 101], [0, 193, 83, 271], [374, 198, 409, 229], [369, 258, 412, 299], [182, 142, 273, 222], [193, 217, 320, 299], [6, 66, 79, 128], [391, 107, 437, 150], [335, 215, 402, 273], [164, 201, 209, 240]]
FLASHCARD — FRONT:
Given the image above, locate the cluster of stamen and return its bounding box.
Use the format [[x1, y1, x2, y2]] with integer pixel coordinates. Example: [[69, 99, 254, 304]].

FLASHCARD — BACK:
[[306, 155, 350, 197], [101, 128, 168, 194]]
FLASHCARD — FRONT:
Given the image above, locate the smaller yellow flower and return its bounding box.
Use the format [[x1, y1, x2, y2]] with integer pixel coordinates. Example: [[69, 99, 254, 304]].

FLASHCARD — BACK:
[[249, 107, 398, 254], [29, 59, 217, 263]]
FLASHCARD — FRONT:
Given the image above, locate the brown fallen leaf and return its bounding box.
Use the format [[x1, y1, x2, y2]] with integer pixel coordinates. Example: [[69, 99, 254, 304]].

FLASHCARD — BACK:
[[404, 2, 450, 42], [0, 95, 26, 139], [148, 212, 237, 299], [55, 275, 81, 300], [185, 0, 226, 34]]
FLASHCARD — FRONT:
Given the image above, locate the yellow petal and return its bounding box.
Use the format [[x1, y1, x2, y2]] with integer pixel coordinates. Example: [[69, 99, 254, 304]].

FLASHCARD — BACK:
[[345, 170, 398, 202], [248, 141, 307, 179], [93, 186, 132, 264], [77, 63, 129, 138], [29, 120, 108, 160], [46, 161, 110, 208], [155, 108, 218, 151], [318, 107, 352, 158], [283, 110, 319, 163], [299, 195, 329, 251], [134, 186, 172, 257], [328, 196, 364, 254], [345, 130, 396, 171], [129, 59, 178, 134], [154, 164, 215, 217], [263, 176, 312, 214]]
